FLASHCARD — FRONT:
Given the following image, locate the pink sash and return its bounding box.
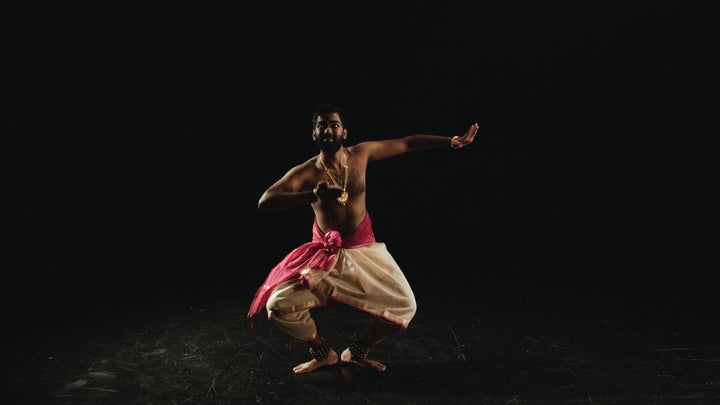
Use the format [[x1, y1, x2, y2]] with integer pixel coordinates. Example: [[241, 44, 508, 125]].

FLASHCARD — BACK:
[[247, 212, 376, 322]]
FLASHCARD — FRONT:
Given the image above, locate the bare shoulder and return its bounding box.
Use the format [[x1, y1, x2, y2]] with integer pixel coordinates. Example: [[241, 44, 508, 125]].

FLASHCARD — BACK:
[[266, 155, 321, 193], [299, 155, 320, 169], [284, 155, 320, 178], [348, 139, 401, 162], [346, 143, 374, 160]]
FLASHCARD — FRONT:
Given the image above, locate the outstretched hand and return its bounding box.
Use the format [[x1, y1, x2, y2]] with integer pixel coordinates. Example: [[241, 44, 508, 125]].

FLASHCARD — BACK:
[[452, 123, 479, 150]]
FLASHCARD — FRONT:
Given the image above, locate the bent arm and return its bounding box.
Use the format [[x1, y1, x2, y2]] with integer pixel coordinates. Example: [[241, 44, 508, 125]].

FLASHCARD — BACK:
[[258, 188, 317, 212], [257, 166, 316, 212]]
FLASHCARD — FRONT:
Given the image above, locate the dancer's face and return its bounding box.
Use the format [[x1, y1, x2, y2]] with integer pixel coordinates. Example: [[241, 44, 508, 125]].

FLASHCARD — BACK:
[[312, 112, 347, 154]]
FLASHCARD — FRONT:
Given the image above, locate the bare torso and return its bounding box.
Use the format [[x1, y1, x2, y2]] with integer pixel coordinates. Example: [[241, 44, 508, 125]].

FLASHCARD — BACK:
[[309, 145, 369, 237], [259, 126, 474, 237]]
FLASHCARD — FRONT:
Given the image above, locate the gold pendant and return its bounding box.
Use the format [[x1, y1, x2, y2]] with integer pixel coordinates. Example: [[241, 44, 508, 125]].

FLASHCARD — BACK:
[[337, 191, 349, 205]]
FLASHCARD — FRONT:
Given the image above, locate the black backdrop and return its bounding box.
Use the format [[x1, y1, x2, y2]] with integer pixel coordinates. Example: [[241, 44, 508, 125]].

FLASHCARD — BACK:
[[8, 2, 716, 313]]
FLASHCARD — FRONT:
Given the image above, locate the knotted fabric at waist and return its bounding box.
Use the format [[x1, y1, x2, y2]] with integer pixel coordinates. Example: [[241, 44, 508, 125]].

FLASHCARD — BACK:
[[247, 211, 376, 322]]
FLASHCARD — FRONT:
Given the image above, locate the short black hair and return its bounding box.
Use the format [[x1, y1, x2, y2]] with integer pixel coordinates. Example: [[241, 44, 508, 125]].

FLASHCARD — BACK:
[[312, 104, 348, 129]]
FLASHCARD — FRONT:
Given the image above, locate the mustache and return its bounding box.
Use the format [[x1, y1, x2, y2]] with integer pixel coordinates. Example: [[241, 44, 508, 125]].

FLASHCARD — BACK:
[[317, 136, 342, 152]]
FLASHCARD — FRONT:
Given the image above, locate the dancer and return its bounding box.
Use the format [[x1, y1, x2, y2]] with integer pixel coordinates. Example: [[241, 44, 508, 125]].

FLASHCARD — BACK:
[[248, 103, 478, 374]]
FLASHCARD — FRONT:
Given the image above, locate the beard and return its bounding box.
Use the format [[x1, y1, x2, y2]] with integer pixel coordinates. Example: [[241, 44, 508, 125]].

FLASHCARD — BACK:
[[316, 135, 343, 154]]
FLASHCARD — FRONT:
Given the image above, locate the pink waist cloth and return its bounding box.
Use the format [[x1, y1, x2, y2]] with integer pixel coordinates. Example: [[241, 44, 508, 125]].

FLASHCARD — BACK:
[[247, 211, 376, 320]]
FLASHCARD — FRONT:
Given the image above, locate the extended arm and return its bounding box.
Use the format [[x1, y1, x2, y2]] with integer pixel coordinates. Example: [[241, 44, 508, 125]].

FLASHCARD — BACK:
[[364, 123, 479, 161]]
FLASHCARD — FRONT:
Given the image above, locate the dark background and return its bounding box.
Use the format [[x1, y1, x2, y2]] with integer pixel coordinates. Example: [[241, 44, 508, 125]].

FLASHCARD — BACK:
[[7, 2, 716, 319]]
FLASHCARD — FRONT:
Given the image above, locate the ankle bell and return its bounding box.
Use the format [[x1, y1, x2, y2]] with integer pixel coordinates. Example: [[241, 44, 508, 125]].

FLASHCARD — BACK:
[[308, 339, 331, 360], [348, 342, 371, 361]]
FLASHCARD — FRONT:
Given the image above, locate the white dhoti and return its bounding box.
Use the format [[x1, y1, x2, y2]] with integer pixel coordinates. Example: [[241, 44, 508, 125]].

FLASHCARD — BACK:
[[266, 242, 417, 341]]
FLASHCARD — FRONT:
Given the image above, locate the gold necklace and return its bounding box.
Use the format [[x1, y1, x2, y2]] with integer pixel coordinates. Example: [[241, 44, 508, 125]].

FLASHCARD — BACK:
[[319, 151, 349, 205]]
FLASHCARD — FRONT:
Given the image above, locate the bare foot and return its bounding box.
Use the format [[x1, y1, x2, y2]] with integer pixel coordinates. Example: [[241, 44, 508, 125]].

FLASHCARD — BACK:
[[340, 348, 387, 372], [293, 348, 338, 374]]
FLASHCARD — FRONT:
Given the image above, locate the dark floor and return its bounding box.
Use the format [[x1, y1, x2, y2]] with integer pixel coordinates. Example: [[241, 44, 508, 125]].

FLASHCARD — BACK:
[[3, 260, 719, 405]]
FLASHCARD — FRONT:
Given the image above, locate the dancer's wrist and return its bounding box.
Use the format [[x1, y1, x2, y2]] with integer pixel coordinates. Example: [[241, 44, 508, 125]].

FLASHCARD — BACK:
[[450, 135, 461, 150], [312, 186, 320, 203]]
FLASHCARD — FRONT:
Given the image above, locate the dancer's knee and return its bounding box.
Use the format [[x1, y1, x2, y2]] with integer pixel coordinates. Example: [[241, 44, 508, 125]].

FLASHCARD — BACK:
[[268, 310, 317, 342]]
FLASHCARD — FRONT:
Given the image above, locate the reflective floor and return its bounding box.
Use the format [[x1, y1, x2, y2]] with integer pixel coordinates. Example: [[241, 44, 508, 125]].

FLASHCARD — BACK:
[[4, 264, 719, 404]]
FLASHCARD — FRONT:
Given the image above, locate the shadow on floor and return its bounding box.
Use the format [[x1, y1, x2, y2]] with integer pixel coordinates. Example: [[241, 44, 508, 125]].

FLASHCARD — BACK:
[[3, 272, 720, 404]]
